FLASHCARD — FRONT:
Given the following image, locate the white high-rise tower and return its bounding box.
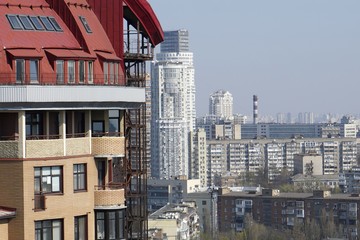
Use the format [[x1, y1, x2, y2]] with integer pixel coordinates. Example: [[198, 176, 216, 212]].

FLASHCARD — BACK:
[[151, 29, 196, 179], [209, 90, 233, 119]]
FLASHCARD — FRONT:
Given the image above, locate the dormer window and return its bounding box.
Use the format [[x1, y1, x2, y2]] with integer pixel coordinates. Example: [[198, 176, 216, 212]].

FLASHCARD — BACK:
[[29, 60, 39, 83], [48, 17, 63, 32]]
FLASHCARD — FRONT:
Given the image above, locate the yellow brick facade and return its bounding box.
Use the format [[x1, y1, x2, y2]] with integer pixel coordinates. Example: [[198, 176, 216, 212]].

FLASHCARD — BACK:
[[0, 219, 9, 240], [0, 155, 122, 240]]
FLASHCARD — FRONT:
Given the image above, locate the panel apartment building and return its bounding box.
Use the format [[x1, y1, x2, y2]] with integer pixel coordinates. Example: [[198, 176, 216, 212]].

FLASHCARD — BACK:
[[191, 136, 358, 187], [0, 0, 163, 239]]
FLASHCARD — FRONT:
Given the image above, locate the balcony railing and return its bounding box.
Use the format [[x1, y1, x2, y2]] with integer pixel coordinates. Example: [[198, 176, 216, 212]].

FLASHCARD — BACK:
[[94, 184, 125, 208], [34, 194, 46, 211], [0, 73, 126, 86]]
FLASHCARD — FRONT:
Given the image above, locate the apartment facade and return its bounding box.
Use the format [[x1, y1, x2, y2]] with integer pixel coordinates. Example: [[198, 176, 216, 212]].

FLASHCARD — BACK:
[[0, 0, 163, 239], [218, 188, 359, 239], [202, 138, 358, 186]]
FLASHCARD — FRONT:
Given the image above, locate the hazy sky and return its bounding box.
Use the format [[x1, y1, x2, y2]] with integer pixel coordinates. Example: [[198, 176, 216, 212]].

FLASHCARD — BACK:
[[148, 0, 360, 117]]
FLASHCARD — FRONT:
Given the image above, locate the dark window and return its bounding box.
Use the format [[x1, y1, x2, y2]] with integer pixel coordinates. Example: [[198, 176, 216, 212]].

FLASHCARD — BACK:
[[79, 16, 92, 33], [79, 60, 85, 83], [56, 60, 64, 84], [75, 215, 87, 240], [35, 219, 63, 240], [26, 112, 44, 138], [74, 164, 87, 191], [34, 166, 63, 194], [6, 15, 22, 30], [92, 121, 105, 136], [95, 210, 125, 240], [109, 110, 120, 135], [48, 17, 63, 31], [15, 59, 25, 83], [30, 59, 39, 83], [29, 16, 45, 30], [18, 15, 34, 30], [39, 16, 55, 31]]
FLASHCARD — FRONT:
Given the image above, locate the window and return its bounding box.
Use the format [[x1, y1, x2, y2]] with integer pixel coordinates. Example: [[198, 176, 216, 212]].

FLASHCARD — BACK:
[[109, 62, 114, 84], [88, 61, 93, 83], [79, 16, 92, 33], [75, 215, 87, 240], [30, 60, 39, 83], [29, 16, 45, 30], [68, 60, 75, 83], [109, 110, 119, 135], [96, 210, 125, 240], [92, 121, 104, 137], [48, 17, 63, 31], [35, 219, 63, 240], [74, 164, 87, 191], [26, 112, 43, 137], [18, 15, 34, 30], [15, 59, 25, 83], [79, 60, 85, 83], [103, 62, 108, 84], [39, 16, 55, 31], [56, 60, 64, 84], [114, 63, 119, 84], [7, 15, 22, 30], [34, 166, 62, 194]]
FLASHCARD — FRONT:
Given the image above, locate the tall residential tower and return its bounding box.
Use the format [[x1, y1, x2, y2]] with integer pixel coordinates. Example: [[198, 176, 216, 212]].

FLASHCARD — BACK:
[[151, 29, 196, 179], [209, 90, 233, 119]]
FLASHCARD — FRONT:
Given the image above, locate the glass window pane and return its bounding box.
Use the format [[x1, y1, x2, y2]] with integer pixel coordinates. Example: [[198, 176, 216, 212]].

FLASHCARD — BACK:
[[7, 15, 22, 30], [19, 15, 34, 30], [103, 62, 108, 84], [39, 16, 55, 31], [16, 59, 25, 83], [29, 16, 45, 30], [109, 110, 119, 118], [52, 166, 61, 175], [88, 61, 93, 83], [109, 119, 118, 133], [48, 17, 62, 32], [30, 60, 39, 83], [79, 61, 85, 83], [74, 174, 78, 190], [68, 61, 75, 83], [42, 167, 51, 176], [52, 176, 60, 192], [56, 60, 64, 84], [52, 220, 62, 240]]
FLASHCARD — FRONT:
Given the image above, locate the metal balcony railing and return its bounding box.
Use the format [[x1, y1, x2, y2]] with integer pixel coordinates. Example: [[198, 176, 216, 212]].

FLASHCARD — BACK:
[[34, 194, 46, 211]]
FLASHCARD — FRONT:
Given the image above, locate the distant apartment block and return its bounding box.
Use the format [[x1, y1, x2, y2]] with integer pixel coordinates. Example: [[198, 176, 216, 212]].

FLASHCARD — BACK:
[[194, 138, 358, 187], [218, 188, 359, 239], [209, 90, 233, 119]]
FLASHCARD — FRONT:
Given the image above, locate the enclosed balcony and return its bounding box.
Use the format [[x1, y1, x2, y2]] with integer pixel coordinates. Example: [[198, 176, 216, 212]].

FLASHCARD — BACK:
[[94, 184, 126, 209]]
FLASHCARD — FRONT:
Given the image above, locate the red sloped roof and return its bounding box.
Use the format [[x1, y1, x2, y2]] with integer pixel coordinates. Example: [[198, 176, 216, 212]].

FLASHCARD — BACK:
[[6, 48, 43, 58], [123, 0, 164, 46], [66, 2, 119, 57], [45, 49, 96, 60], [0, 4, 81, 49]]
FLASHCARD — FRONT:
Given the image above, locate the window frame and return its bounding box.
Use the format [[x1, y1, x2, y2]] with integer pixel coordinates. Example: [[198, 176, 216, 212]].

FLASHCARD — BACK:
[[79, 16, 92, 33], [103, 62, 108, 84], [34, 166, 63, 194], [56, 60, 64, 84], [48, 16, 63, 32], [79, 60, 85, 83], [67, 60, 75, 84], [29, 16, 45, 31], [35, 219, 63, 240], [95, 210, 125, 240], [6, 14, 23, 30], [73, 164, 87, 192], [15, 59, 25, 83], [29, 59, 39, 83], [74, 215, 88, 240], [88, 61, 94, 84], [39, 16, 55, 31], [18, 15, 35, 30]]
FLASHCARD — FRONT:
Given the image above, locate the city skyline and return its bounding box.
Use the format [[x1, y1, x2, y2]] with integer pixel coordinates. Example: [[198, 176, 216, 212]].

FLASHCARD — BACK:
[[148, 0, 360, 116]]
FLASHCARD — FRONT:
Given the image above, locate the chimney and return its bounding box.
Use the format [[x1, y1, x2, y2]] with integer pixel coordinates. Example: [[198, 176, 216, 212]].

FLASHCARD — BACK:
[[253, 95, 258, 124]]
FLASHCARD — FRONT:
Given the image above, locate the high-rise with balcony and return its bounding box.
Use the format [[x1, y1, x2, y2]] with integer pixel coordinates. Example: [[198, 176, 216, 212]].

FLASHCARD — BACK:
[[151, 29, 196, 179], [0, 0, 163, 239], [209, 90, 233, 119]]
